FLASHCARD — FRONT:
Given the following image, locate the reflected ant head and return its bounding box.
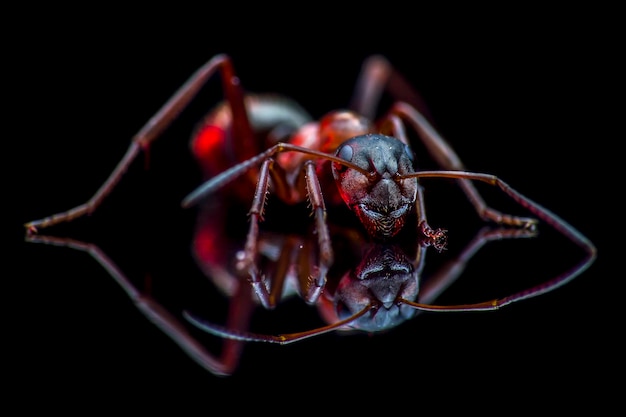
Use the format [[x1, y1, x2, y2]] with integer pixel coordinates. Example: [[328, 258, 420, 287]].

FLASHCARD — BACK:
[[332, 133, 418, 239], [332, 243, 419, 332]]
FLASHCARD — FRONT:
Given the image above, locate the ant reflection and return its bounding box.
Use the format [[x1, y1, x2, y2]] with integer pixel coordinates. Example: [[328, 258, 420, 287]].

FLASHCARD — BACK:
[[184, 226, 538, 345], [29, 224, 539, 376]]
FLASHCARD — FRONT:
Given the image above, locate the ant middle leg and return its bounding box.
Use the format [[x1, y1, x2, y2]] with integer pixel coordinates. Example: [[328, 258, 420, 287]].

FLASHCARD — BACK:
[[236, 157, 333, 307]]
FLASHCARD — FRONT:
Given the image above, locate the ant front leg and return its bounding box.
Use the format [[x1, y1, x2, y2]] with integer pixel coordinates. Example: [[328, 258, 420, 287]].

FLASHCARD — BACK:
[[413, 181, 448, 252], [24, 54, 253, 234], [300, 160, 334, 304], [390, 102, 538, 229], [237, 158, 333, 307]]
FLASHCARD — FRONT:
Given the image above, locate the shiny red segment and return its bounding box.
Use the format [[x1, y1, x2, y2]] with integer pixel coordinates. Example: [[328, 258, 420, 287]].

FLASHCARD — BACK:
[[192, 125, 225, 162]]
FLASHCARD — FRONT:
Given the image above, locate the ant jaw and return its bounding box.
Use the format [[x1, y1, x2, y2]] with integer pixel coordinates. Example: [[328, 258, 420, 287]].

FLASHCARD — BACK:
[[354, 203, 411, 239]]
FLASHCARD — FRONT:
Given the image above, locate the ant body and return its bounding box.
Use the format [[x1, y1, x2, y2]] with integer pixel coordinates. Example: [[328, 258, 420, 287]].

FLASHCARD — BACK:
[[25, 55, 584, 307]]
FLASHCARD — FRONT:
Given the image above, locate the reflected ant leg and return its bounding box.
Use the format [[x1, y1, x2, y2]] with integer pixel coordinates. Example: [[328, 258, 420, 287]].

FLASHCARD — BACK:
[[24, 54, 255, 233], [391, 102, 538, 229], [26, 234, 254, 377], [247, 233, 294, 310], [418, 226, 537, 306], [399, 169, 596, 311], [299, 161, 333, 303], [250, 233, 328, 309]]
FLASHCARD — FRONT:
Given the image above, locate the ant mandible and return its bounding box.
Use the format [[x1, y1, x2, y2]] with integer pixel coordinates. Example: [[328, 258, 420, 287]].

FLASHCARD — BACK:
[[24, 54, 596, 312]]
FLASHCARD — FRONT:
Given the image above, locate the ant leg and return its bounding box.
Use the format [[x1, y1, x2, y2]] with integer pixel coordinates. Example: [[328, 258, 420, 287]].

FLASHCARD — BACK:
[[235, 158, 273, 298], [418, 226, 537, 306], [399, 169, 596, 311], [350, 55, 432, 121], [383, 115, 448, 251], [390, 102, 538, 229], [299, 161, 333, 304], [26, 233, 253, 377], [294, 236, 320, 299], [235, 157, 329, 307], [25, 54, 254, 233], [254, 234, 322, 309], [236, 154, 332, 305], [403, 225, 595, 312], [246, 233, 296, 310]]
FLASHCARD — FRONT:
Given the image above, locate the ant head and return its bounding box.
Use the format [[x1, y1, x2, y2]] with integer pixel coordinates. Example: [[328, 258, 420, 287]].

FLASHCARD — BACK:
[[333, 243, 419, 332], [332, 133, 418, 239]]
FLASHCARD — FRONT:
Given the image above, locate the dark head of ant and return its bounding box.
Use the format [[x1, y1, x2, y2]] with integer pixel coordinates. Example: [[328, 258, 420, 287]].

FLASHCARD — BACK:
[[332, 133, 418, 240], [326, 242, 419, 332]]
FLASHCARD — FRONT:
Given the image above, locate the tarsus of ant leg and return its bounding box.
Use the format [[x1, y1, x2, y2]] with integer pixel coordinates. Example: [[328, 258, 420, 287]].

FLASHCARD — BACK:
[[184, 304, 373, 344], [399, 170, 597, 312], [303, 161, 333, 304], [24, 54, 235, 233]]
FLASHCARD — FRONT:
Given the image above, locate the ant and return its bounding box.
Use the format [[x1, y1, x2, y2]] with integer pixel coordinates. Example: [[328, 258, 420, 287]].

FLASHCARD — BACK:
[[23, 54, 597, 375], [24, 54, 596, 313]]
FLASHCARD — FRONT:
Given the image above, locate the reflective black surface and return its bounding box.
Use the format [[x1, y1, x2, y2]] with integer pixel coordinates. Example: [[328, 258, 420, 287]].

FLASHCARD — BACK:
[[11, 16, 616, 412]]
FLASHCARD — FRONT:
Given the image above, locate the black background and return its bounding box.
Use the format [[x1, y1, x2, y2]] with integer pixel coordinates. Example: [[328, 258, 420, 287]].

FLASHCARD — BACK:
[[8, 8, 619, 413]]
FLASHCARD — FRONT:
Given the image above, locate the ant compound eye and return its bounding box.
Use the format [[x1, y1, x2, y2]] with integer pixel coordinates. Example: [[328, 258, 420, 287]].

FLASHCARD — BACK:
[[404, 143, 415, 162], [336, 144, 354, 162], [333, 144, 354, 175]]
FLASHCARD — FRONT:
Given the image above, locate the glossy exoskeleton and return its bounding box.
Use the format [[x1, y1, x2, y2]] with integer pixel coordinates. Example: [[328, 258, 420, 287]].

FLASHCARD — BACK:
[[25, 54, 583, 304], [176, 54, 596, 310]]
